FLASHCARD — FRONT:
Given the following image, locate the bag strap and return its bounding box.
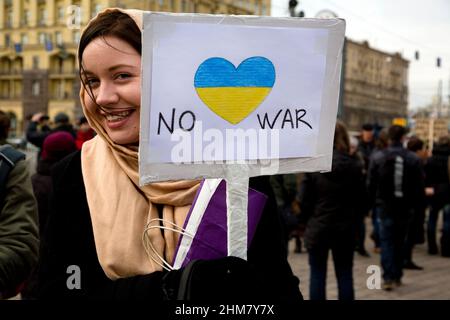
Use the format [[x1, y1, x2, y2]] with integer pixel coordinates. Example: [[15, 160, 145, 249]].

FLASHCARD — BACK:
[[176, 259, 200, 300], [0, 144, 26, 203], [0, 144, 25, 164]]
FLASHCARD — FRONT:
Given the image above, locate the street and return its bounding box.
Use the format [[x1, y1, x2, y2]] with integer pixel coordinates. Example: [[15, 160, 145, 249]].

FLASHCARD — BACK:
[[288, 218, 450, 299]]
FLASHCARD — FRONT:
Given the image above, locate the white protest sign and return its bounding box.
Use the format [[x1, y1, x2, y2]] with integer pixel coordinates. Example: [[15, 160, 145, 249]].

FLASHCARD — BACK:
[[140, 13, 346, 184]]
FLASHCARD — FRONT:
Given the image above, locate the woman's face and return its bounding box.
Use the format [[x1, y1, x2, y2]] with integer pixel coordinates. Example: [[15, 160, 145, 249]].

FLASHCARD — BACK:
[[82, 36, 141, 145]]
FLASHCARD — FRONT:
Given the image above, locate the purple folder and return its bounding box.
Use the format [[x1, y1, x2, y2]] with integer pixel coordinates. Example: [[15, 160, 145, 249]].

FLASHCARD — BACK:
[[172, 179, 267, 269]]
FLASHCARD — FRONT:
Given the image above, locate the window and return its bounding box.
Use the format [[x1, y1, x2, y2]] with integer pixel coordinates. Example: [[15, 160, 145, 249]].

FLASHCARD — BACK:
[[55, 31, 63, 45], [56, 81, 63, 99], [6, 7, 13, 28], [23, 10, 30, 25], [261, 3, 267, 15], [73, 31, 80, 44], [181, 0, 187, 12], [21, 34, 28, 45], [39, 33, 48, 45], [32, 56, 39, 69], [39, 7, 47, 25], [57, 5, 65, 22], [32, 81, 40, 96], [5, 34, 11, 47], [7, 112, 17, 136], [91, 4, 103, 18]]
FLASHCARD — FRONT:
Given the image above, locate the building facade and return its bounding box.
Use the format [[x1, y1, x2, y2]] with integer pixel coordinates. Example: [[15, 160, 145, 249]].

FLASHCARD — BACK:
[[340, 39, 409, 133], [0, 0, 270, 136], [413, 118, 449, 147]]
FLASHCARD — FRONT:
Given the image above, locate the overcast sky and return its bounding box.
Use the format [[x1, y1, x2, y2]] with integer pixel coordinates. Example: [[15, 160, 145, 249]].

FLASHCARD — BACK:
[[271, 0, 450, 111]]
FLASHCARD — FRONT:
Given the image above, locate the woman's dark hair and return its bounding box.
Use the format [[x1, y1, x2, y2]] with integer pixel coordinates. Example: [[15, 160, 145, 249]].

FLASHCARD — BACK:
[[334, 120, 350, 153], [78, 10, 141, 102]]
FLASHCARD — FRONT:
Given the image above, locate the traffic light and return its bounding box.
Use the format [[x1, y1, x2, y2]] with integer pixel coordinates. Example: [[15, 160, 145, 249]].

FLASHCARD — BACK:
[[437, 57, 441, 67], [414, 51, 419, 60], [289, 0, 298, 9]]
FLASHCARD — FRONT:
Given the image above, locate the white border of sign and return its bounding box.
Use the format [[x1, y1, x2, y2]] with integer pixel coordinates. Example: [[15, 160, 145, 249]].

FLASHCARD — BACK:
[[139, 12, 345, 185]]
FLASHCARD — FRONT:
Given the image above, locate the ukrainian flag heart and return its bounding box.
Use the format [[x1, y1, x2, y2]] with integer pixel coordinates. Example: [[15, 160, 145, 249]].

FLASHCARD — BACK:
[[194, 57, 276, 124]]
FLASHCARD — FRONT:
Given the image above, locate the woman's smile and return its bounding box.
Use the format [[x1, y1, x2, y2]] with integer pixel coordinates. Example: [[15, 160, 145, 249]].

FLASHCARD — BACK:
[[102, 109, 136, 129]]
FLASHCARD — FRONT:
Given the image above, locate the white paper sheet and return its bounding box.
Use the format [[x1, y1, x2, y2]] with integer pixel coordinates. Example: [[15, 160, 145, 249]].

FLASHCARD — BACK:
[[140, 13, 346, 184]]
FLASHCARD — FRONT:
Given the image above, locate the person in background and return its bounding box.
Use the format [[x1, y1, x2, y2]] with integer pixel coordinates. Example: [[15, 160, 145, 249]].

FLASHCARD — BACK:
[[369, 128, 389, 254], [52, 112, 77, 139], [355, 123, 376, 257], [37, 115, 51, 132], [21, 131, 77, 299], [26, 112, 52, 151], [403, 136, 427, 270], [27, 112, 77, 161], [270, 174, 303, 255], [424, 135, 450, 256], [357, 123, 376, 170], [75, 116, 95, 150], [0, 111, 39, 299], [367, 125, 424, 291], [299, 120, 368, 300]]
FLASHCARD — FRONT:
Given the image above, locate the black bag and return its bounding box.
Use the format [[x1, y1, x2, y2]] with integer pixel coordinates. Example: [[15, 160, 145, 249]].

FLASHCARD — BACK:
[[162, 256, 263, 301], [0, 144, 25, 204]]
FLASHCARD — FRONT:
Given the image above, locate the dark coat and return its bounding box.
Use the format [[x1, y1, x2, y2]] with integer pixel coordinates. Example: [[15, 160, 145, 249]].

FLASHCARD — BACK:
[[298, 150, 368, 249], [31, 160, 54, 234], [37, 151, 302, 301], [357, 140, 375, 171], [425, 143, 450, 209], [21, 160, 55, 299], [367, 143, 425, 217]]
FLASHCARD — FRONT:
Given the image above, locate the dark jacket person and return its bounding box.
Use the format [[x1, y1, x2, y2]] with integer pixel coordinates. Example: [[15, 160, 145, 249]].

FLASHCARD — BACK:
[[0, 111, 39, 299], [299, 120, 368, 300]]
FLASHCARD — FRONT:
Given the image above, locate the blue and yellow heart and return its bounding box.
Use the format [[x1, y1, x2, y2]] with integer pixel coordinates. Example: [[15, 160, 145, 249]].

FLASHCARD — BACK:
[[194, 57, 276, 124]]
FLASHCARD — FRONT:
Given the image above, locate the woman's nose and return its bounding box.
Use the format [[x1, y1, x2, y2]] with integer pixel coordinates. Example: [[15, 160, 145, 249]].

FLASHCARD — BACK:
[[95, 81, 119, 106]]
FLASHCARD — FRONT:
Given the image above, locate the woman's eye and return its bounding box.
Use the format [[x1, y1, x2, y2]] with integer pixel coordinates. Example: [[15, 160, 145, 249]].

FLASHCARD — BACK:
[[86, 78, 99, 87], [116, 73, 131, 80]]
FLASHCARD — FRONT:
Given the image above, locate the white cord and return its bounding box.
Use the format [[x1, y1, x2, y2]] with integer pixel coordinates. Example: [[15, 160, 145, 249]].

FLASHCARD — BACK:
[[142, 218, 194, 272]]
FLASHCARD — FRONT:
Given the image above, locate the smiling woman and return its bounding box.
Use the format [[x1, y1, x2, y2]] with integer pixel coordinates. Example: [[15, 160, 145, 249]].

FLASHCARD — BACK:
[[36, 8, 302, 303], [81, 36, 141, 145]]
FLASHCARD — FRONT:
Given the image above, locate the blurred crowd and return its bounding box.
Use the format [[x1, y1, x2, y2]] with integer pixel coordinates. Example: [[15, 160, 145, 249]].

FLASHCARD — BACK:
[[1, 110, 449, 300], [272, 121, 450, 298], [0, 111, 94, 299], [26, 112, 95, 154]]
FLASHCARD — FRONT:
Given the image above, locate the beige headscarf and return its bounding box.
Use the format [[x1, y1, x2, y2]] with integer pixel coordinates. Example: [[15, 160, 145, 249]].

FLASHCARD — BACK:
[[79, 8, 200, 280]]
